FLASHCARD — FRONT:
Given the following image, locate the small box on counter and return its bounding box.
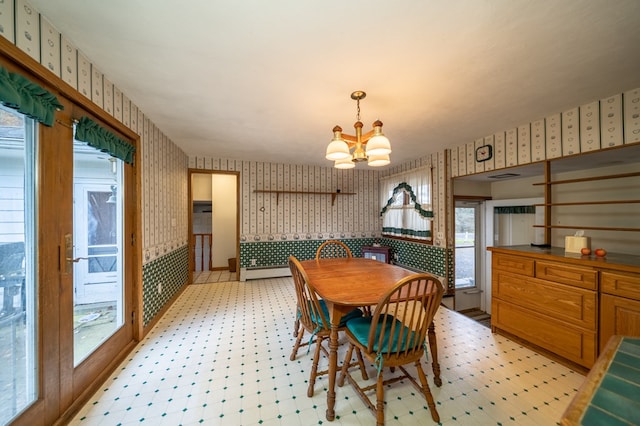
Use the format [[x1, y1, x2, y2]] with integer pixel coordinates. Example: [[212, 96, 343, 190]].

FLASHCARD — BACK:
[[565, 236, 590, 253]]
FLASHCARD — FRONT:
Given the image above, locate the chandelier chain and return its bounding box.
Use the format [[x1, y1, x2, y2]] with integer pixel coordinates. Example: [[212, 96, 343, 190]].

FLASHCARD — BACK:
[[356, 98, 361, 122]]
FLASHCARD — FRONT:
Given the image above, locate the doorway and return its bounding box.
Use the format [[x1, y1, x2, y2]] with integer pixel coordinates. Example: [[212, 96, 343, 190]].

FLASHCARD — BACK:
[[189, 170, 239, 283], [454, 199, 485, 312]]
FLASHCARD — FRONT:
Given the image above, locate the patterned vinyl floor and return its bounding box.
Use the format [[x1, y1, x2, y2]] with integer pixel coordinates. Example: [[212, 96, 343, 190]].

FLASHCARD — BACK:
[[69, 276, 585, 425]]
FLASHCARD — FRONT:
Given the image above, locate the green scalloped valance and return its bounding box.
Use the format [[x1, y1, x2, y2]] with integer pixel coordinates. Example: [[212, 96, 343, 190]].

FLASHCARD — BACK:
[[0, 65, 63, 126], [75, 116, 136, 164], [379, 182, 433, 218], [494, 206, 536, 214]]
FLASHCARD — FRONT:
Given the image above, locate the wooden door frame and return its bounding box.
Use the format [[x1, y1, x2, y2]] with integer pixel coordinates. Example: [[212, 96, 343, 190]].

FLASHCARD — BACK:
[[187, 169, 240, 281], [0, 37, 142, 425]]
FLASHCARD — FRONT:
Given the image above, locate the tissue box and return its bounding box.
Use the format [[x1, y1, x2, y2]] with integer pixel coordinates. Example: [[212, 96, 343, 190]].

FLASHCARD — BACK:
[[565, 236, 590, 253]]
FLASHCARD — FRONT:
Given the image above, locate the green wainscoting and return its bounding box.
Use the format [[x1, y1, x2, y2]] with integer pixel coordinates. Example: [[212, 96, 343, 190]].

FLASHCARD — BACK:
[[380, 238, 454, 292], [142, 245, 189, 326], [239, 237, 453, 291], [240, 238, 377, 268]]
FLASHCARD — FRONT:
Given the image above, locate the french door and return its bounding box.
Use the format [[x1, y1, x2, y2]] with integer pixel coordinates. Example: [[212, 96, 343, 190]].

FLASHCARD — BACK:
[[56, 111, 135, 413], [71, 144, 126, 366], [1, 104, 137, 425]]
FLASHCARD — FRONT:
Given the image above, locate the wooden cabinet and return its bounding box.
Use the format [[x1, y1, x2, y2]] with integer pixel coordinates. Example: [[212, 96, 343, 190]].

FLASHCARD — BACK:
[[491, 252, 597, 368], [362, 246, 391, 264], [489, 246, 640, 369], [600, 270, 640, 352]]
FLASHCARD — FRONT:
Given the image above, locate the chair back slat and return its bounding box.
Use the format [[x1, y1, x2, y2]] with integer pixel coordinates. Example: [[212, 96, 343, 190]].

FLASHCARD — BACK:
[[368, 274, 444, 360], [289, 256, 329, 330], [315, 240, 353, 259]]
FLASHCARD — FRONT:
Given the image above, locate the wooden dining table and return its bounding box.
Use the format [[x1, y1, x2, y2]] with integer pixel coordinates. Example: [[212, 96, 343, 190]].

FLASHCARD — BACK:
[[299, 257, 442, 421]]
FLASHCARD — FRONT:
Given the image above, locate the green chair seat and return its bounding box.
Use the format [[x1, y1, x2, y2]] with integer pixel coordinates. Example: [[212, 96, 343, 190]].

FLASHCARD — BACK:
[[310, 300, 363, 328], [346, 314, 422, 353]]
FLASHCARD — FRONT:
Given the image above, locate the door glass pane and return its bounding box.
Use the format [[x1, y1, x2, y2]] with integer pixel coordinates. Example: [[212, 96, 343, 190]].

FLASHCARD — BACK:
[[0, 106, 38, 423], [73, 143, 124, 365], [455, 206, 476, 289]]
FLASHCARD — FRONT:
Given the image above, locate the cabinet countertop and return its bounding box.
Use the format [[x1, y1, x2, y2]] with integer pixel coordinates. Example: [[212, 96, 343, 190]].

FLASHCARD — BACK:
[[487, 245, 640, 274]]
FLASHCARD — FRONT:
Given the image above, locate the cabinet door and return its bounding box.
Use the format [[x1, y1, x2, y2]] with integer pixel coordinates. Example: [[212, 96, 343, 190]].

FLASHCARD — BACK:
[[600, 294, 640, 352]]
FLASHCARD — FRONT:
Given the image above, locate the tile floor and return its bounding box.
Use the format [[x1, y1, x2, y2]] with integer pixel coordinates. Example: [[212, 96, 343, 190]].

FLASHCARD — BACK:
[[69, 276, 585, 425]]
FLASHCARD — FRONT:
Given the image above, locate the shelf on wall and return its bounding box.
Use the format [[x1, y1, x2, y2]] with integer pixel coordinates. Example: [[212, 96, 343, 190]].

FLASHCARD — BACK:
[[254, 190, 355, 206], [533, 171, 640, 186], [533, 225, 640, 232], [535, 165, 640, 238]]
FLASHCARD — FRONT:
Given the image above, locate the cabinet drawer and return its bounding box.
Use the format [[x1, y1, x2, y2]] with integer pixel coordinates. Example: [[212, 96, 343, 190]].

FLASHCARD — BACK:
[[601, 271, 640, 300], [535, 261, 597, 290], [492, 253, 534, 277], [494, 271, 596, 330], [492, 300, 596, 368]]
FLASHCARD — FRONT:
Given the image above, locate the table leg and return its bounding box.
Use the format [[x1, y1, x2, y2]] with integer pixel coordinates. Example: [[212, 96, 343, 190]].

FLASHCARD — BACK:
[[326, 321, 339, 421], [324, 302, 349, 421], [427, 322, 442, 387]]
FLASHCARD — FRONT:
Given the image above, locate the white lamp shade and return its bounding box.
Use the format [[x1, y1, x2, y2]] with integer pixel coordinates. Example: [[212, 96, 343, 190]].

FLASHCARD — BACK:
[[365, 134, 391, 156], [367, 154, 390, 167], [326, 139, 351, 160], [334, 156, 355, 169]]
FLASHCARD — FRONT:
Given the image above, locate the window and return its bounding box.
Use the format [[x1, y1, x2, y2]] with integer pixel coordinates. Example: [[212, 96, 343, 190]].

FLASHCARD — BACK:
[[379, 167, 433, 242], [0, 105, 38, 424]]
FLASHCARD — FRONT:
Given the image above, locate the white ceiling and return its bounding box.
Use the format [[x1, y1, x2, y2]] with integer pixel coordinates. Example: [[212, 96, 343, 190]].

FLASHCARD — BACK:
[[29, 0, 640, 168]]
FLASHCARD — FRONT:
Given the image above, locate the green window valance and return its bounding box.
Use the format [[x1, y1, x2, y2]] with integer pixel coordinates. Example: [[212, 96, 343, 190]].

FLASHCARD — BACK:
[[74, 116, 136, 164], [0, 65, 64, 126], [379, 182, 434, 218]]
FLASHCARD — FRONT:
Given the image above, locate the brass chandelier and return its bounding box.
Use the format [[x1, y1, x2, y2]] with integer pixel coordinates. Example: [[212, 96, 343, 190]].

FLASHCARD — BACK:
[[325, 91, 391, 168]]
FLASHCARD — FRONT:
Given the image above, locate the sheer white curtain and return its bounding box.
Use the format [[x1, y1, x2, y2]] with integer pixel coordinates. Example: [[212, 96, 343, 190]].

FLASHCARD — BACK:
[[379, 167, 433, 240]]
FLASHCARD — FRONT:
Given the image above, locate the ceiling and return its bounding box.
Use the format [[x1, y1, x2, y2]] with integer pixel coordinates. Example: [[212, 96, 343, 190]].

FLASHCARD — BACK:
[[29, 0, 640, 169]]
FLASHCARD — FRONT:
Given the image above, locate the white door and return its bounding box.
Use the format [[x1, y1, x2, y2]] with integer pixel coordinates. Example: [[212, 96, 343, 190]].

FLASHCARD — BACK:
[[73, 182, 121, 305]]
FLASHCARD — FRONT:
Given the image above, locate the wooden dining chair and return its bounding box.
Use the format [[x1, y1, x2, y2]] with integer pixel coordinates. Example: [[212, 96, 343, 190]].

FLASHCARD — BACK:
[[292, 239, 353, 337], [315, 240, 353, 259], [337, 273, 445, 425], [288, 256, 368, 397]]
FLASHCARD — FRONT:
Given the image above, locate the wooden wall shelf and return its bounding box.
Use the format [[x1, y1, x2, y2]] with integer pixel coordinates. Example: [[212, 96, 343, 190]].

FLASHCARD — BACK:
[[536, 163, 640, 241], [254, 190, 355, 206], [533, 225, 640, 232], [533, 171, 640, 186]]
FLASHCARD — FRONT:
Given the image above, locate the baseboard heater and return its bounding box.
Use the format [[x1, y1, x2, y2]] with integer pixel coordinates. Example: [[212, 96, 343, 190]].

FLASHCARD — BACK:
[[240, 265, 291, 281]]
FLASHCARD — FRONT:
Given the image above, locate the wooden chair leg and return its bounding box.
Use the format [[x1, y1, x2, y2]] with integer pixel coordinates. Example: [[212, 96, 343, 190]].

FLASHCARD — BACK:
[[290, 327, 305, 361], [307, 335, 323, 397], [376, 371, 385, 426], [428, 322, 442, 387], [293, 317, 300, 337], [338, 344, 354, 387], [354, 347, 369, 381], [414, 360, 440, 423]]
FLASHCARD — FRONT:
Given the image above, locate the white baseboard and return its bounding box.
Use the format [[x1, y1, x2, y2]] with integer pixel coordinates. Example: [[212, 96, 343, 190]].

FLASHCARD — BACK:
[[240, 267, 291, 281]]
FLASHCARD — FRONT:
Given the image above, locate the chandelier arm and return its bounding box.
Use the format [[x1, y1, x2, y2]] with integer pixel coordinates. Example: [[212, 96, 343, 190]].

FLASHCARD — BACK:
[[340, 129, 376, 144]]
